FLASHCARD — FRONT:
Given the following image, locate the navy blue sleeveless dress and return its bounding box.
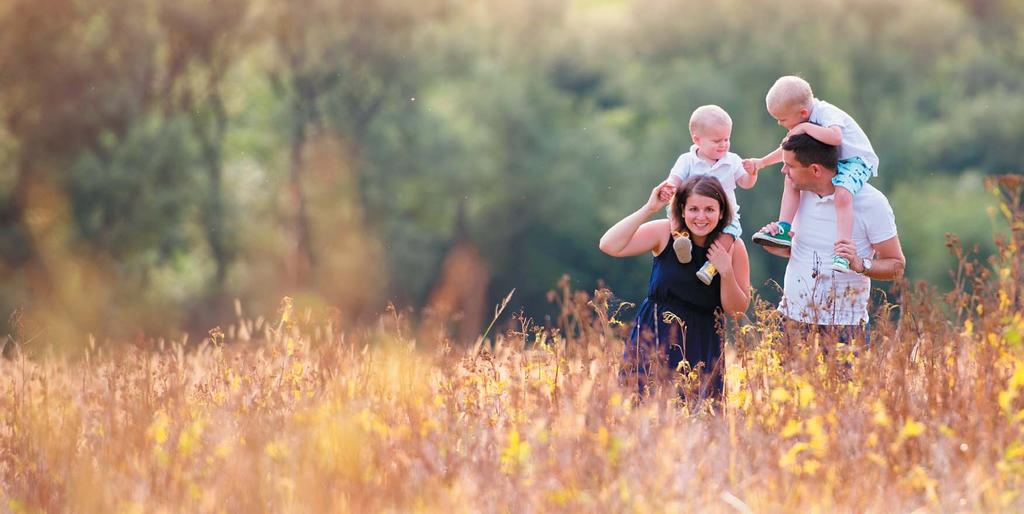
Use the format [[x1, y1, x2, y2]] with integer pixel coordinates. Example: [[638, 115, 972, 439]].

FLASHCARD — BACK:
[[625, 234, 725, 399]]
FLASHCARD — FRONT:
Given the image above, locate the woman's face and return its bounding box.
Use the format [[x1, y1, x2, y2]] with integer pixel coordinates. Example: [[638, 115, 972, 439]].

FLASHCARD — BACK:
[[682, 193, 722, 239]]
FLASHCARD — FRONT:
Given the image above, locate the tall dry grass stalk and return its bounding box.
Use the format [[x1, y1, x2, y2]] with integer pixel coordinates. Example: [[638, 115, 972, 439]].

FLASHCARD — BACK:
[[1, 175, 1023, 513]]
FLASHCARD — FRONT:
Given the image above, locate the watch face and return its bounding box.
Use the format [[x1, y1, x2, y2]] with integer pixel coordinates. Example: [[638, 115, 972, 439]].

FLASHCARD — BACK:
[[863, 258, 872, 271]]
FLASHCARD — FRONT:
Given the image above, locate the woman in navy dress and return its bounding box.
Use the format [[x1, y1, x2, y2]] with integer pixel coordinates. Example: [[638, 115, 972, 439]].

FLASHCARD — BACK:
[[599, 176, 751, 401]]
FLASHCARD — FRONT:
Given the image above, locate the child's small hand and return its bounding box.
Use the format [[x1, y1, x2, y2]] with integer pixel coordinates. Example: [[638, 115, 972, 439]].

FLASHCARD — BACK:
[[786, 123, 809, 138], [741, 158, 762, 175], [645, 182, 674, 213], [656, 180, 676, 202]]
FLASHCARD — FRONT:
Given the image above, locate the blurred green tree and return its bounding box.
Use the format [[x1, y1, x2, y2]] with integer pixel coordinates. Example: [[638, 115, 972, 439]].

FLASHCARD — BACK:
[[0, 0, 1021, 341]]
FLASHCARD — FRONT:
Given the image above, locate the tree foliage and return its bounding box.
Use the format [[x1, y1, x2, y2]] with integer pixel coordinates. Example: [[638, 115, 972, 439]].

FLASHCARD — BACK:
[[0, 0, 1021, 342]]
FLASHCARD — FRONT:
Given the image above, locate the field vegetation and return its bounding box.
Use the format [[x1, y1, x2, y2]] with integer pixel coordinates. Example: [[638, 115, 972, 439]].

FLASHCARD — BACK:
[[2, 177, 1021, 513]]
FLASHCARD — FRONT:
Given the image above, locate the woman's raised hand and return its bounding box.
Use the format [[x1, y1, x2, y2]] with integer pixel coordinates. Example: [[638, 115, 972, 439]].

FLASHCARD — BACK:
[[707, 239, 734, 277], [646, 181, 675, 213]]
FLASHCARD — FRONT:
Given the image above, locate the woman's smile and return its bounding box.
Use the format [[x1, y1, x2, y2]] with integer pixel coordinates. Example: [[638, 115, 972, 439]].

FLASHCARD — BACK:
[[683, 193, 721, 237]]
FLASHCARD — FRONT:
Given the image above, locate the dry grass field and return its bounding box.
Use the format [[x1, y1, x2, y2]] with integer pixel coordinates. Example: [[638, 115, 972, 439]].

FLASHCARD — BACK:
[[2, 176, 1022, 513]]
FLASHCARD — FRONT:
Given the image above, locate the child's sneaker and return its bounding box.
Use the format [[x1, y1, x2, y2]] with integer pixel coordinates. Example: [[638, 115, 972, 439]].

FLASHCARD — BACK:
[[696, 262, 717, 285], [751, 221, 793, 248], [830, 255, 852, 273], [672, 231, 692, 264]]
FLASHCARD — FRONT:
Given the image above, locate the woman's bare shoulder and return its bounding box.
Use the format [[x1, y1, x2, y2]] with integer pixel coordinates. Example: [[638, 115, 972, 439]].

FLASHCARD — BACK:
[[646, 218, 671, 255]]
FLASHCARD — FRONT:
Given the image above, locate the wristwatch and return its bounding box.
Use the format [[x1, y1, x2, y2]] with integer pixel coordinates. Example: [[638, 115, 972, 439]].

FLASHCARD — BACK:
[[860, 257, 873, 275]]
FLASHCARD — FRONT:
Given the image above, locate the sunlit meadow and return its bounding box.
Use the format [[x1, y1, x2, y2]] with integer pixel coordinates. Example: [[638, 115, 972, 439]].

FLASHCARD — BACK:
[[1, 176, 1022, 513]]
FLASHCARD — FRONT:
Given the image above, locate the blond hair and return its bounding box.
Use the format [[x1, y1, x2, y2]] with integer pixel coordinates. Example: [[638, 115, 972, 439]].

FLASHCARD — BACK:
[[688, 105, 732, 136], [766, 76, 814, 112]]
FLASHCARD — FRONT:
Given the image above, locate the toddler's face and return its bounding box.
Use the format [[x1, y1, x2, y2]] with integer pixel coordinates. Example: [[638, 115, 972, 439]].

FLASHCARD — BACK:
[[692, 123, 731, 161], [769, 104, 807, 130]]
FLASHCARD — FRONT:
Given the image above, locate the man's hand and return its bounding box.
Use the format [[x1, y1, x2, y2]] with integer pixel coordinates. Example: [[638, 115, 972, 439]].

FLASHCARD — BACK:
[[757, 222, 793, 258], [758, 221, 793, 237], [834, 239, 863, 272]]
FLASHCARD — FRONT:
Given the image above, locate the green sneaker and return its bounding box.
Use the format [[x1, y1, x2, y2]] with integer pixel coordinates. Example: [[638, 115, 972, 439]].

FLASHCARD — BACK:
[[751, 221, 793, 248], [830, 255, 852, 273]]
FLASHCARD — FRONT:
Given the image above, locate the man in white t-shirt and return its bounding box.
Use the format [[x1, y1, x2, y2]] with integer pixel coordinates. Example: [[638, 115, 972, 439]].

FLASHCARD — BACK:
[[757, 134, 905, 341]]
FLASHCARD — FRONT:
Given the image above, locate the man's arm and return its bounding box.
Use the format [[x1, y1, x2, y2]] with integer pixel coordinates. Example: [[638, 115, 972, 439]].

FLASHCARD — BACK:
[[835, 236, 906, 280], [762, 245, 791, 258]]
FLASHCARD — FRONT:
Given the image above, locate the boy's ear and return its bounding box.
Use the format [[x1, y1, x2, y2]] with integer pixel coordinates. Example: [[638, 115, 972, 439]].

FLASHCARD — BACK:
[[800, 107, 810, 119], [691, 133, 700, 145]]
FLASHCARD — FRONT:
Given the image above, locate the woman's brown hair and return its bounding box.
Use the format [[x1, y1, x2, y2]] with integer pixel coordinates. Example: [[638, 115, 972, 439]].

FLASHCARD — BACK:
[[670, 175, 733, 246]]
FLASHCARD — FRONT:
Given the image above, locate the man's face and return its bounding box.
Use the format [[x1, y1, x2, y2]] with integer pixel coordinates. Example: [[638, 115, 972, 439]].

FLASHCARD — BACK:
[[781, 149, 814, 190]]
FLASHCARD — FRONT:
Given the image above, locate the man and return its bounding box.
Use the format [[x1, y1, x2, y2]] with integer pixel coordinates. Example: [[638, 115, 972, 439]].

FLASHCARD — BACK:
[[757, 133, 905, 341]]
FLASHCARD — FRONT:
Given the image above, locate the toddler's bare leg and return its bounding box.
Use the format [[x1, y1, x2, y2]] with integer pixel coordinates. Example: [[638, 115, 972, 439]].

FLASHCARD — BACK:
[[779, 175, 799, 224], [720, 233, 736, 251], [829, 186, 856, 273], [835, 186, 854, 242]]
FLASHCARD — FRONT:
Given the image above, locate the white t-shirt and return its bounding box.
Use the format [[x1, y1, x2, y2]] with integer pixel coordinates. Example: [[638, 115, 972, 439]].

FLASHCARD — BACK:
[[669, 145, 746, 218], [780, 183, 897, 325], [809, 99, 880, 174]]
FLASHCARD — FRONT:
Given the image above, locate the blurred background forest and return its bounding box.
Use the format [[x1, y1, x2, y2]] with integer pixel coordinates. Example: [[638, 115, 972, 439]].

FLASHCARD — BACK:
[[1, 0, 1022, 346]]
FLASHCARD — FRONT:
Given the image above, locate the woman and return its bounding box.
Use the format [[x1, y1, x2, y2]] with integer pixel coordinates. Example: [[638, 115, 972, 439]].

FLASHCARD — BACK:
[[599, 176, 751, 400]]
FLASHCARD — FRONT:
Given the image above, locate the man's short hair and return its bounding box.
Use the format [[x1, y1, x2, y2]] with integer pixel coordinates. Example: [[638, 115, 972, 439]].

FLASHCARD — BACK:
[[766, 76, 813, 112], [689, 105, 732, 136], [781, 133, 839, 170]]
